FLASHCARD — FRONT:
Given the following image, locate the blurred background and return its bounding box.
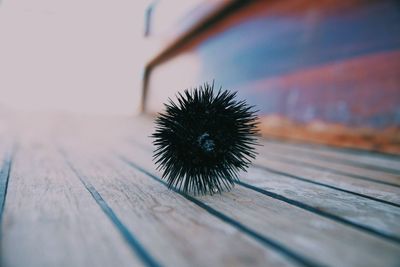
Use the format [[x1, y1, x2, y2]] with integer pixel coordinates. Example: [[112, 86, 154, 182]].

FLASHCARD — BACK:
[[1, 0, 399, 153], [0, 0, 149, 114]]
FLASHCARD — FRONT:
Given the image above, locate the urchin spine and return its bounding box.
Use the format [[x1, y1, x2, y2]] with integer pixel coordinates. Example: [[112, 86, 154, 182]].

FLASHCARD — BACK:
[[152, 82, 259, 195]]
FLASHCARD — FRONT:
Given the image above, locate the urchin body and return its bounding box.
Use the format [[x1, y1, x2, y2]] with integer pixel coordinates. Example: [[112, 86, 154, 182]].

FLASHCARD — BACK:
[[152, 82, 259, 195]]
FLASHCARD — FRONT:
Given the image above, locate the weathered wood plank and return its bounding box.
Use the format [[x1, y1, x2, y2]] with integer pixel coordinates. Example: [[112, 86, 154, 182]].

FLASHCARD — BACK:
[[59, 138, 297, 267], [124, 120, 400, 207], [122, 138, 400, 267], [1, 136, 144, 267], [240, 167, 400, 241], [6, 115, 399, 267], [257, 145, 400, 186], [126, 130, 400, 241], [263, 140, 400, 173], [125, 115, 400, 173], [254, 154, 400, 206]]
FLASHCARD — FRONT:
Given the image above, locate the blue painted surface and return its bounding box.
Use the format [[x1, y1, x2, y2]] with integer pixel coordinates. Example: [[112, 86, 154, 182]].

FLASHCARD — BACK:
[[191, 1, 400, 128]]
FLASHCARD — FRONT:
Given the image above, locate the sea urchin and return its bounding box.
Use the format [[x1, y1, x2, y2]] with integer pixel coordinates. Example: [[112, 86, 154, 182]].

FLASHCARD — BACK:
[[152, 82, 259, 195]]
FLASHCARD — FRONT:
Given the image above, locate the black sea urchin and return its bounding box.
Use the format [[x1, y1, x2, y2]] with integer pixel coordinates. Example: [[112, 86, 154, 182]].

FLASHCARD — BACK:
[[152, 82, 259, 195]]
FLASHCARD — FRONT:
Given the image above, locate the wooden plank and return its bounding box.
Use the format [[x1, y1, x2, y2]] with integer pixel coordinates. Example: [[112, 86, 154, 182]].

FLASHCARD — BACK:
[[256, 145, 400, 186], [124, 120, 400, 207], [122, 136, 400, 267], [1, 136, 144, 267], [262, 140, 400, 174], [125, 131, 400, 242], [132, 114, 399, 172], [58, 139, 297, 267], [240, 167, 400, 241], [254, 155, 400, 206]]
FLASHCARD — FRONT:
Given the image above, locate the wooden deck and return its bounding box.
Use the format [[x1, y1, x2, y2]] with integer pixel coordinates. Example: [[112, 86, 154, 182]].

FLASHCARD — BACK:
[[0, 114, 399, 267]]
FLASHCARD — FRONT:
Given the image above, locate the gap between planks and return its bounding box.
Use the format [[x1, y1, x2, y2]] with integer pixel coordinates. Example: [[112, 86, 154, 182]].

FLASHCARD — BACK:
[[126, 137, 400, 244], [1, 135, 145, 267], [125, 121, 400, 242], [61, 151, 163, 267], [58, 140, 302, 267], [130, 132, 400, 207], [252, 156, 400, 206], [256, 150, 400, 187], [3, 115, 400, 267], [116, 136, 397, 267], [262, 139, 400, 173]]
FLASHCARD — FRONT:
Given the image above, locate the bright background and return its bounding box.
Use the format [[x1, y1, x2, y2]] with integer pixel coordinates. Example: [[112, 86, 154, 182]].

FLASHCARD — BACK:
[[0, 0, 149, 115]]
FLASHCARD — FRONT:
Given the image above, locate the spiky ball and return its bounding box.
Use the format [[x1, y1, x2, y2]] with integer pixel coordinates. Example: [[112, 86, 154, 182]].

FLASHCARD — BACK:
[[152, 82, 259, 195]]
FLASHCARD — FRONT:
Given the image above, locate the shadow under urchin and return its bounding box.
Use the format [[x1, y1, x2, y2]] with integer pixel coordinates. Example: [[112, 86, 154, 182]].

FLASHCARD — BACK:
[[152, 82, 259, 195]]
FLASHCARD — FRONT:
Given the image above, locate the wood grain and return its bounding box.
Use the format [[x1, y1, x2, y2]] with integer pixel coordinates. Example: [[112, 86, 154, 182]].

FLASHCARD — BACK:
[[257, 115, 400, 155], [256, 145, 400, 187], [122, 136, 400, 267], [126, 129, 400, 242], [0, 134, 143, 267], [240, 167, 400, 241], [254, 154, 400, 206], [2, 114, 400, 267], [58, 137, 296, 267], [261, 140, 400, 173], [124, 118, 400, 206]]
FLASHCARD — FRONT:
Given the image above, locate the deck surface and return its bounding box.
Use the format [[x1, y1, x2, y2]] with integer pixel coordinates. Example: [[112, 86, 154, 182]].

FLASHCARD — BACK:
[[0, 114, 399, 267]]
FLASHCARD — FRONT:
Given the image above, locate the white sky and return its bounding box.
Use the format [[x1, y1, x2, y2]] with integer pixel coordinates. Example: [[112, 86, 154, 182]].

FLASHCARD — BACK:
[[0, 0, 149, 115]]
